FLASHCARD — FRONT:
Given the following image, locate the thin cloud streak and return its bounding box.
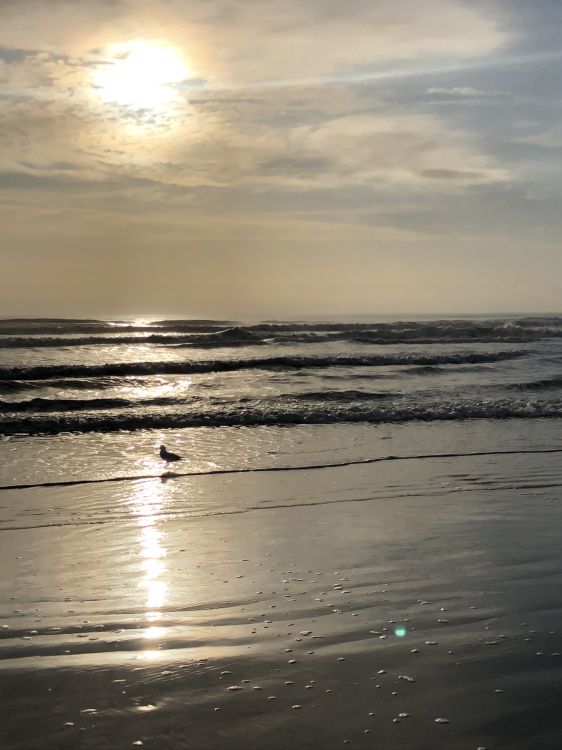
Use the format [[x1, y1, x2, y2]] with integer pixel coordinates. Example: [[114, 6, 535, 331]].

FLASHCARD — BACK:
[[180, 49, 562, 94]]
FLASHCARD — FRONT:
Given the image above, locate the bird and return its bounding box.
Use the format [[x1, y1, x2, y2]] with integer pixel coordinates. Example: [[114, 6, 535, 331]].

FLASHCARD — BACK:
[[159, 444, 182, 463]]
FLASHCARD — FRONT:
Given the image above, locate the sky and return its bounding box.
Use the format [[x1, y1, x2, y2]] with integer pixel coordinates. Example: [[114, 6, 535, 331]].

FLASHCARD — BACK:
[[1, 0, 561, 318]]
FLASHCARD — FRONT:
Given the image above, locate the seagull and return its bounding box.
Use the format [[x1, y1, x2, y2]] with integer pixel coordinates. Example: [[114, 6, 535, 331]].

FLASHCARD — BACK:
[[159, 444, 182, 463]]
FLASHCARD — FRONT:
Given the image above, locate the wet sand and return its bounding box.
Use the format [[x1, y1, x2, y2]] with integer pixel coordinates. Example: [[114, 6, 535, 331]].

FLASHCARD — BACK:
[[2, 452, 562, 749]]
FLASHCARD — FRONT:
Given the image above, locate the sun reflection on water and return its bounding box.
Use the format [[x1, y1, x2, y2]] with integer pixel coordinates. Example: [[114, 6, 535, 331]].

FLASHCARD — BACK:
[[121, 376, 192, 400], [128, 478, 170, 647]]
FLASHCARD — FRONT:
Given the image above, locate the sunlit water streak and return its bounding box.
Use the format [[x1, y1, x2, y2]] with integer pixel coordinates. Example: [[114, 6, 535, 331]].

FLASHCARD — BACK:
[[127, 470, 170, 657]]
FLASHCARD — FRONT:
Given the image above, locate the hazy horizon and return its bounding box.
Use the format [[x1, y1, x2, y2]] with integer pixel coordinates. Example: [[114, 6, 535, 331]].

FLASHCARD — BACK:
[[2, 310, 562, 323], [2, 0, 562, 316]]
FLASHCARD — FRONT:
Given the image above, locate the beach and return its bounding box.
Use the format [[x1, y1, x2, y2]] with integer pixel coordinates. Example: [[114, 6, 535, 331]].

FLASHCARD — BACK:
[[2, 418, 562, 749], [3, 0, 562, 743], [2, 317, 562, 748]]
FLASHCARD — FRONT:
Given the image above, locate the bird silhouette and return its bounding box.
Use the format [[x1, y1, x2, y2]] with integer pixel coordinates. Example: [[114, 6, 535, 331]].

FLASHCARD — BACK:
[[159, 444, 182, 463]]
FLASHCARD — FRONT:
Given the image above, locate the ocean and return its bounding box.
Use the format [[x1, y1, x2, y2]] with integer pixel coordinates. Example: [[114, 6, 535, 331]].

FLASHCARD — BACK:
[[2, 315, 562, 749], [1, 314, 562, 487]]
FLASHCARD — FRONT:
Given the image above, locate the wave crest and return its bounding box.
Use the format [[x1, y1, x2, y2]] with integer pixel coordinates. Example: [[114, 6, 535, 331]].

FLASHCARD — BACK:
[[0, 350, 528, 383], [0, 396, 560, 435]]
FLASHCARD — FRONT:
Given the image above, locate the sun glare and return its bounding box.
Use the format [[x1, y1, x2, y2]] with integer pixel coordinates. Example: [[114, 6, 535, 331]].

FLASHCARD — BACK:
[[93, 40, 191, 110]]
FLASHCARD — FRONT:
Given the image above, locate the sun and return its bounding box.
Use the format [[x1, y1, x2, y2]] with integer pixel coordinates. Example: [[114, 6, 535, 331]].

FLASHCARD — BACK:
[[93, 40, 191, 110]]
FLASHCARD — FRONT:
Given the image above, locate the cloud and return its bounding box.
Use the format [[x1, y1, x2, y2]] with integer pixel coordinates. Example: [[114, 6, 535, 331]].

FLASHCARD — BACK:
[[0, 0, 508, 91], [0, 0, 511, 194], [244, 112, 510, 189], [158, 0, 508, 85], [0, 0, 518, 312], [0, 45, 34, 63], [510, 127, 562, 149], [0, 78, 509, 211], [426, 86, 506, 98]]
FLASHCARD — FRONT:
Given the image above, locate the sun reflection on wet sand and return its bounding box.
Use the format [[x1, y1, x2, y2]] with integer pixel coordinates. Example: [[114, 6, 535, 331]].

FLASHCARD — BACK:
[[128, 477, 170, 652]]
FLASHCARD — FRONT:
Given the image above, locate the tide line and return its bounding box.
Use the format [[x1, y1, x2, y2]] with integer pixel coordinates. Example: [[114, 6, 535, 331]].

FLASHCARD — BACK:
[[2, 446, 562, 492]]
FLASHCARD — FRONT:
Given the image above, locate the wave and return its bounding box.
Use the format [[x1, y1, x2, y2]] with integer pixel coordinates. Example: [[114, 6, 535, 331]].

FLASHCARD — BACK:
[[0, 350, 528, 383], [0, 395, 206, 414], [0, 334, 187, 348], [1, 396, 561, 435], [318, 327, 562, 346], [287, 390, 391, 402], [258, 318, 562, 344], [0, 326, 265, 349], [507, 375, 562, 391], [0, 376, 139, 394], [0, 319, 236, 337], [2, 316, 561, 346], [176, 326, 265, 348], [406, 365, 443, 375], [0, 381, 36, 394]]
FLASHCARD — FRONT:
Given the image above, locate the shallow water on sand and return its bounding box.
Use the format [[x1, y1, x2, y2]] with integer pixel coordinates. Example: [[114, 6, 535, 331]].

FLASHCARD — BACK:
[[2, 431, 562, 749], [1, 418, 561, 488]]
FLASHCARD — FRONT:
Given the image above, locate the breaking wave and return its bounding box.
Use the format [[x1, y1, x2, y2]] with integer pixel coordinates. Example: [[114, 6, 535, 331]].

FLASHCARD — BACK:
[[0, 350, 529, 382], [0, 395, 204, 413], [1, 396, 561, 435], [507, 375, 562, 391], [0, 326, 265, 349]]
